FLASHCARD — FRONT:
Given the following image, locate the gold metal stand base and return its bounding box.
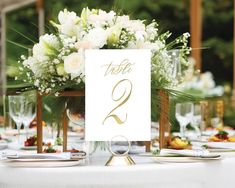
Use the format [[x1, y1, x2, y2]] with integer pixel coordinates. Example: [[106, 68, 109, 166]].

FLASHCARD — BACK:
[[105, 155, 135, 166]]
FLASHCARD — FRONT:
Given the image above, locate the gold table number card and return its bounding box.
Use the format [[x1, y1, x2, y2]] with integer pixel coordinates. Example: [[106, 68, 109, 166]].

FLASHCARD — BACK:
[[85, 49, 151, 141]]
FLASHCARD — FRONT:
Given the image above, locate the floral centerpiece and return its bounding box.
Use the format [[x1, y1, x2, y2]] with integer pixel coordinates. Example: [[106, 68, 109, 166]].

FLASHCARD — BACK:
[[18, 8, 191, 95], [16, 8, 193, 150]]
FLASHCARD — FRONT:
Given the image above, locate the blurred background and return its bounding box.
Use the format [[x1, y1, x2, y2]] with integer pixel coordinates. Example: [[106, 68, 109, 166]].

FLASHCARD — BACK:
[[0, 0, 234, 128]]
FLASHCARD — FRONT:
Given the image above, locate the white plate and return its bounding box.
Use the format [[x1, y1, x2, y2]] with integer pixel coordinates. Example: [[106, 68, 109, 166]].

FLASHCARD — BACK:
[[152, 156, 221, 163], [1, 159, 84, 167]]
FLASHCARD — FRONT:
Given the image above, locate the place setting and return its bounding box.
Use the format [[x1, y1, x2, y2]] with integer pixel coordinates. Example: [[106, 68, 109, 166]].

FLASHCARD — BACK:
[[0, 152, 86, 168]]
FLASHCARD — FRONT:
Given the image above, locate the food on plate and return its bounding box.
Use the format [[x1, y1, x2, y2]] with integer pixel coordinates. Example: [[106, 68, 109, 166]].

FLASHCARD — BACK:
[[24, 135, 37, 146], [168, 136, 192, 150], [67, 149, 80, 153], [228, 137, 235, 142], [208, 130, 235, 142], [43, 142, 60, 153]]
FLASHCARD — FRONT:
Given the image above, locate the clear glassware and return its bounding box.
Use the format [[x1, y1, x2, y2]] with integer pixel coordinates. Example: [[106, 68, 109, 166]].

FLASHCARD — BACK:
[[8, 96, 24, 143], [191, 103, 202, 139], [175, 102, 194, 138], [21, 94, 36, 138]]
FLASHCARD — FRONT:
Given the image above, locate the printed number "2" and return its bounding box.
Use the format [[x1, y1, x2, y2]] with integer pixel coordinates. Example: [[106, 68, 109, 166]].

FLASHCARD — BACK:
[[103, 79, 132, 125]]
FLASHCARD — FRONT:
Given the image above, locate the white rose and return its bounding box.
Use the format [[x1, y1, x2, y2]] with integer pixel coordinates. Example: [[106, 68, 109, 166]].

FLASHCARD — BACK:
[[64, 50, 85, 79], [84, 27, 107, 48]]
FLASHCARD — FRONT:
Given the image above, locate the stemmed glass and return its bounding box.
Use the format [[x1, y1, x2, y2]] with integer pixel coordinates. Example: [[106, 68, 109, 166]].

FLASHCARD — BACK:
[[21, 95, 36, 138], [191, 103, 202, 139], [8, 96, 24, 143], [175, 102, 194, 138]]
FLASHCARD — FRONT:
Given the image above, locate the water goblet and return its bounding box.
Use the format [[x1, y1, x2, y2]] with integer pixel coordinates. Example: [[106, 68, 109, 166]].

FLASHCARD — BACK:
[[21, 95, 36, 138], [191, 103, 202, 139], [8, 96, 24, 143], [175, 102, 194, 138]]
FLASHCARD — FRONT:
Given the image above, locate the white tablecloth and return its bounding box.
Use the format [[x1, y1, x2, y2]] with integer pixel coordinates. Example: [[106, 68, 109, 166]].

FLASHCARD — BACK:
[[0, 151, 235, 188]]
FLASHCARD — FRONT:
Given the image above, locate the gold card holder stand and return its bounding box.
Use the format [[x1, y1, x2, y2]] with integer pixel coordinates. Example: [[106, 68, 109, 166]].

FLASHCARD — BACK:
[[105, 135, 135, 166]]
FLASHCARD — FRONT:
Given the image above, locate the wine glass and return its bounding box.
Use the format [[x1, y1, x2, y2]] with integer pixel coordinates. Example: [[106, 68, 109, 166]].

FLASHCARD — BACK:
[[21, 95, 36, 138], [175, 102, 193, 138], [191, 103, 202, 139], [8, 96, 24, 143]]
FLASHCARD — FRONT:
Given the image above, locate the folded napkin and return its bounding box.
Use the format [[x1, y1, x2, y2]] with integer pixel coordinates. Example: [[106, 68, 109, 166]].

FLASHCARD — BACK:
[[160, 149, 211, 157]]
